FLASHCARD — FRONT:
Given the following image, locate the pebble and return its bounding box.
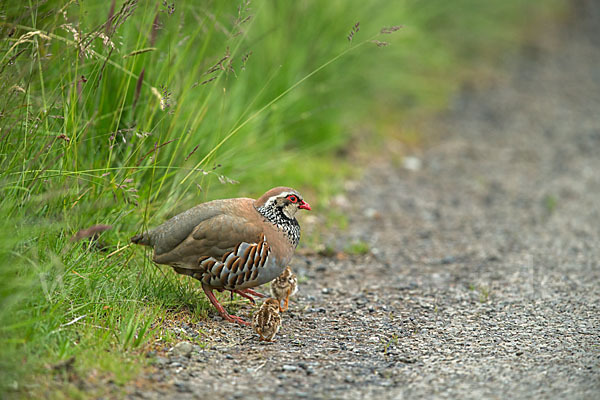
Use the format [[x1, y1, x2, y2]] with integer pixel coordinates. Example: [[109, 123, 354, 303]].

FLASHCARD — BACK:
[[173, 381, 191, 393], [170, 341, 193, 358], [364, 208, 380, 219], [154, 356, 168, 367], [402, 156, 422, 171]]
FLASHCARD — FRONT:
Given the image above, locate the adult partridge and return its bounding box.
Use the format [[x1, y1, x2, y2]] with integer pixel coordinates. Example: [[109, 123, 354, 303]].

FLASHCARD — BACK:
[[131, 187, 310, 325]]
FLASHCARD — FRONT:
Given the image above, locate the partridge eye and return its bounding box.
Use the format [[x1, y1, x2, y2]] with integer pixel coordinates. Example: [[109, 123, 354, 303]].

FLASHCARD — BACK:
[[287, 195, 298, 203]]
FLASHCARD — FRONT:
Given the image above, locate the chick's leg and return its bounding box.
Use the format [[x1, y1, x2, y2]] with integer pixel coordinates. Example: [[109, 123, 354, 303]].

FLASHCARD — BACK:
[[281, 288, 291, 312]]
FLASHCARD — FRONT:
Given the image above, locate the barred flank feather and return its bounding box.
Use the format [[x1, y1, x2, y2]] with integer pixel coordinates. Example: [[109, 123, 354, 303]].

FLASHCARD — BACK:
[[196, 235, 271, 289]]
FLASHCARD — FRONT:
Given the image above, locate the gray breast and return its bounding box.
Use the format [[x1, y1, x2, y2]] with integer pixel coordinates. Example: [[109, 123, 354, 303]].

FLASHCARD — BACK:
[[255, 255, 286, 286]]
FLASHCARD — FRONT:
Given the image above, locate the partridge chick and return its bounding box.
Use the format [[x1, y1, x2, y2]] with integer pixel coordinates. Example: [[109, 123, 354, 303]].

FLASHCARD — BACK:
[[270, 266, 298, 312], [252, 298, 282, 342], [131, 187, 310, 325]]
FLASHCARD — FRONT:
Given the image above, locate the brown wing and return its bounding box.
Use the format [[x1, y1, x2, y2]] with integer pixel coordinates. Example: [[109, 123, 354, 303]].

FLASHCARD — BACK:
[[150, 198, 264, 267]]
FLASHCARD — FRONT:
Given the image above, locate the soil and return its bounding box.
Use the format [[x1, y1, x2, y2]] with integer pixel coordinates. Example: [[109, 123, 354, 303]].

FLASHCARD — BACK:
[[128, 3, 600, 399]]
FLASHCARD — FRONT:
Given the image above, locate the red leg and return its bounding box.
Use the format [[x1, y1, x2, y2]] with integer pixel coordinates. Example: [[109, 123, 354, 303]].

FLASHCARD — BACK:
[[202, 284, 250, 326], [239, 288, 267, 298], [230, 289, 256, 304], [281, 288, 291, 312]]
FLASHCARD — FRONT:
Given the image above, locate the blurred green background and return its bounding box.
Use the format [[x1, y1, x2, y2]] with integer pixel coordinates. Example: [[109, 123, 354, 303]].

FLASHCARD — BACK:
[[0, 0, 563, 397]]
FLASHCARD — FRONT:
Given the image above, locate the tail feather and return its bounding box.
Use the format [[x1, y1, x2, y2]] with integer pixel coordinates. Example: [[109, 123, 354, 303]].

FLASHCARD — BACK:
[[131, 233, 150, 245]]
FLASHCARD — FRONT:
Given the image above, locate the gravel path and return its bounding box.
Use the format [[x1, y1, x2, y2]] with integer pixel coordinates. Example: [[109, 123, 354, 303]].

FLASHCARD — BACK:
[[129, 4, 600, 399]]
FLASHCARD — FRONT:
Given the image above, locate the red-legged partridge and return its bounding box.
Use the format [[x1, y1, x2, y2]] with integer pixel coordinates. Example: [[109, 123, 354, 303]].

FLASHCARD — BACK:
[[131, 187, 310, 325], [252, 298, 282, 342], [270, 266, 298, 312]]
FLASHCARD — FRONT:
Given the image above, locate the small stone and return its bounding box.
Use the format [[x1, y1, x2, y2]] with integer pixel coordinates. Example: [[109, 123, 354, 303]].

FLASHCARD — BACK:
[[402, 156, 422, 171], [364, 208, 381, 219], [174, 381, 191, 393], [487, 253, 502, 262], [282, 365, 298, 372], [440, 256, 456, 264], [154, 356, 168, 367], [170, 341, 193, 358]]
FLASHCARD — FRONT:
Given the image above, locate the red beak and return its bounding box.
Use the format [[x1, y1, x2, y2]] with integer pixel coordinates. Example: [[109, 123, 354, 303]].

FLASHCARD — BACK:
[[299, 200, 311, 211]]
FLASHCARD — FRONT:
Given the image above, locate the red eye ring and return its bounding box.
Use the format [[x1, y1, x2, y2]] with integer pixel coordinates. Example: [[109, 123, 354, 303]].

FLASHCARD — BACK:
[[287, 195, 298, 203]]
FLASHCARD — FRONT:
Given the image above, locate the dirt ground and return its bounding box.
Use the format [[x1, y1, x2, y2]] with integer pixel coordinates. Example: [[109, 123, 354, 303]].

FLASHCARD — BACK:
[[129, 3, 600, 399]]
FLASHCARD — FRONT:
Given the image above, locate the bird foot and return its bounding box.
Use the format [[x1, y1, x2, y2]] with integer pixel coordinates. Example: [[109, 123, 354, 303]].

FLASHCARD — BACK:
[[224, 314, 250, 326], [203, 284, 250, 326]]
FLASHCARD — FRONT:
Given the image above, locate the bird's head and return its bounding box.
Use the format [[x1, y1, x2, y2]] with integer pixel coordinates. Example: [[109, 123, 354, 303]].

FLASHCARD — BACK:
[[255, 187, 311, 221], [263, 298, 281, 312], [280, 266, 297, 284]]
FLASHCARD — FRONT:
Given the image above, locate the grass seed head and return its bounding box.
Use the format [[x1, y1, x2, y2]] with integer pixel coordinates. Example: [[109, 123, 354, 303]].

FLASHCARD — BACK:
[[347, 22, 360, 42], [380, 25, 403, 34]]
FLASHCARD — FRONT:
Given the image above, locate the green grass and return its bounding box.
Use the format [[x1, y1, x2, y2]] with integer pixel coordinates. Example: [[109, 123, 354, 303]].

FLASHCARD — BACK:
[[345, 240, 371, 256], [0, 0, 564, 397]]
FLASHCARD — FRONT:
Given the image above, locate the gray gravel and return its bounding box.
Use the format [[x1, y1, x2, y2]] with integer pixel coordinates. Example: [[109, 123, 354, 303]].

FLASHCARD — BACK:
[[129, 4, 600, 399]]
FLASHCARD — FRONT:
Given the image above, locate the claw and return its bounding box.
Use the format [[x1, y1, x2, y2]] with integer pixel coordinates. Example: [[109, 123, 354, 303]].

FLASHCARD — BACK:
[[227, 314, 250, 326], [202, 284, 250, 326]]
